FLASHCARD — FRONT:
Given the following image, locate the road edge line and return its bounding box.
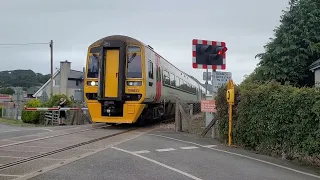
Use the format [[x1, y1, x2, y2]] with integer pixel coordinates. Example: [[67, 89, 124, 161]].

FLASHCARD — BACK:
[[148, 133, 320, 179], [112, 147, 202, 180]]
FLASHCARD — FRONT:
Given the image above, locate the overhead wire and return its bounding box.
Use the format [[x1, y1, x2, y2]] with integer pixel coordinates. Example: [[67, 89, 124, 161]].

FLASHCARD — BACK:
[[0, 42, 49, 46], [0, 42, 50, 48]]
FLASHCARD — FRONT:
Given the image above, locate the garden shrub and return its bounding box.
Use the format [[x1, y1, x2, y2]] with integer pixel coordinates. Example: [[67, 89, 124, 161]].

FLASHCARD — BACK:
[[216, 81, 320, 162], [21, 99, 42, 124], [42, 94, 73, 107]]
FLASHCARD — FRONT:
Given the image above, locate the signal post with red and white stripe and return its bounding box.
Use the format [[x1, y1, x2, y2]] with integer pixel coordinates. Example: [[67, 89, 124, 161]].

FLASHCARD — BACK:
[[192, 38, 229, 139]]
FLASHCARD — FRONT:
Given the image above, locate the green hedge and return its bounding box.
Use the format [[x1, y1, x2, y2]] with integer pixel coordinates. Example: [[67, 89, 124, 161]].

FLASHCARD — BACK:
[[21, 99, 42, 124], [216, 81, 320, 162], [21, 94, 73, 124], [42, 94, 72, 107], [0, 106, 2, 117]]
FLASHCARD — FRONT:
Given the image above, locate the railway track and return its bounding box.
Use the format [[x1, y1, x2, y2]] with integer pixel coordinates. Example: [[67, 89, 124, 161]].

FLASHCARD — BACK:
[[0, 127, 137, 170], [0, 124, 109, 148], [0, 117, 174, 173]]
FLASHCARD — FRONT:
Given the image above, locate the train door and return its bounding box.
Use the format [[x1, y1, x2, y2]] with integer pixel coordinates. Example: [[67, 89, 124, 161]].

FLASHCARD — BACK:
[[155, 54, 162, 102], [104, 49, 119, 98], [98, 41, 126, 101]]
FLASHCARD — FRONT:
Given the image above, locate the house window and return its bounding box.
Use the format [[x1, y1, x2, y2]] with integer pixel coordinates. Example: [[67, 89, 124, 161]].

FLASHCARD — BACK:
[[53, 79, 60, 86]]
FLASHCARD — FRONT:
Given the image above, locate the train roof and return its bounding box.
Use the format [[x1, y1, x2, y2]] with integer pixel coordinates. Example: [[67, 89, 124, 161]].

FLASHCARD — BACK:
[[89, 35, 204, 87], [89, 35, 146, 47]]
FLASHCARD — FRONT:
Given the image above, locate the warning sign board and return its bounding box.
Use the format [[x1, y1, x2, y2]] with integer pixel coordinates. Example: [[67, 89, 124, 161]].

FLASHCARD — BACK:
[[201, 100, 216, 113]]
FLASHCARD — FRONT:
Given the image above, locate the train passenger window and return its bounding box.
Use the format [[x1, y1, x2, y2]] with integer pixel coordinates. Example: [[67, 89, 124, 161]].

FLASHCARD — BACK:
[[170, 73, 175, 87], [187, 83, 191, 92], [148, 61, 153, 79], [127, 53, 142, 78], [192, 86, 196, 93], [180, 80, 186, 91], [163, 70, 170, 85], [176, 77, 181, 87], [87, 54, 99, 78]]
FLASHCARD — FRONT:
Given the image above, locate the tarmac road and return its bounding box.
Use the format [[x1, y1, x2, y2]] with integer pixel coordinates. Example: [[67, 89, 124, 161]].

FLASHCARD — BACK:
[[26, 128, 320, 180], [0, 123, 86, 140]]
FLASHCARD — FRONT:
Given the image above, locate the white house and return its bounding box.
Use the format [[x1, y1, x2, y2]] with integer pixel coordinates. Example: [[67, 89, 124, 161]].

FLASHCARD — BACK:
[[33, 60, 84, 99]]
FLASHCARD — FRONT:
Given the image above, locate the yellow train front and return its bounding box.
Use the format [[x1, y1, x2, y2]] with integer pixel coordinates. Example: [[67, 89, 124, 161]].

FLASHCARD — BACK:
[[84, 35, 147, 124]]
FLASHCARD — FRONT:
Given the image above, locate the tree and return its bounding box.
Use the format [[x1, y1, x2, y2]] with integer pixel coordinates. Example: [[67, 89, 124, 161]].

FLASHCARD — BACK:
[[0, 87, 14, 95], [0, 70, 50, 88], [251, 0, 320, 87]]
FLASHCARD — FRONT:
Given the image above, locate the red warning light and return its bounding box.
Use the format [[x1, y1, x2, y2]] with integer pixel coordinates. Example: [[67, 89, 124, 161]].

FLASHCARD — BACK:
[[218, 47, 228, 55]]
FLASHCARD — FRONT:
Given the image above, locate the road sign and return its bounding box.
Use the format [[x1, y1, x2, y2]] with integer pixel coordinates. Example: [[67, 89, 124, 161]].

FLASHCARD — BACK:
[[212, 71, 232, 91], [201, 100, 216, 113], [192, 39, 227, 70], [203, 71, 212, 81]]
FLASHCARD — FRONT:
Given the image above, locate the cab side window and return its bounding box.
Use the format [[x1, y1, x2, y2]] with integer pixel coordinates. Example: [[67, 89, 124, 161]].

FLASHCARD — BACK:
[[148, 60, 154, 79]]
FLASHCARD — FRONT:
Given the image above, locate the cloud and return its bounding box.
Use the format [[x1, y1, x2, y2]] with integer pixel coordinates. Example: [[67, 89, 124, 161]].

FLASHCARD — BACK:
[[0, 0, 289, 84]]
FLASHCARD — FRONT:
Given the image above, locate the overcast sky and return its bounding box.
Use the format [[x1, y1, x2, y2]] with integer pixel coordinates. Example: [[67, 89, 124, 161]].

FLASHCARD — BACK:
[[0, 0, 289, 84]]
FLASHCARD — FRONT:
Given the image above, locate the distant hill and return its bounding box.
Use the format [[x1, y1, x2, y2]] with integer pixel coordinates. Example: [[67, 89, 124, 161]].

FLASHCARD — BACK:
[[0, 69, 50, 90]]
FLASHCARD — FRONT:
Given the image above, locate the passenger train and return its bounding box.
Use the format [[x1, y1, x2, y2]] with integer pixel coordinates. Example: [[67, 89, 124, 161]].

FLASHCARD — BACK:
[[84, 35, 206, 125]]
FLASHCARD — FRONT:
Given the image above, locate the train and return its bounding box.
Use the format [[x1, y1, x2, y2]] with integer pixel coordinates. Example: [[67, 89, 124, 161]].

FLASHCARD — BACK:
[[84, 35, 206, 125]]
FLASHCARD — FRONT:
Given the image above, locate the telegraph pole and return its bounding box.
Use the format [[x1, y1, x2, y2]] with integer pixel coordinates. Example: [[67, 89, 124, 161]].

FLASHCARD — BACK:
[[50, 40, 53, 97]]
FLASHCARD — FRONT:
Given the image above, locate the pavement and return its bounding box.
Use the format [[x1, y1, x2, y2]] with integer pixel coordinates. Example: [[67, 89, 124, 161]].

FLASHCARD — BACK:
[[21, 127, 320, 180]]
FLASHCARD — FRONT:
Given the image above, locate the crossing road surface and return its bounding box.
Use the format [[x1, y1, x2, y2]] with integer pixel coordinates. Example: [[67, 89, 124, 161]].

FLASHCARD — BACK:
[[0, 123, 81, 140], [15, 128, 320, 180]]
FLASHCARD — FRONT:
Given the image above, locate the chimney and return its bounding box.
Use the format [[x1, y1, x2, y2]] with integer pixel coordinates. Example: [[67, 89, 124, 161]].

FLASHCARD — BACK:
[[59, 60, 71, 95]]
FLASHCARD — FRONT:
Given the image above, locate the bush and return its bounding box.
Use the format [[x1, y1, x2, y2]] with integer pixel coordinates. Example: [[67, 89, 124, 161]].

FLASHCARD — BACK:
[[42, 94, 73, 107], [0, 106, 2, 117], [21, 99, 42, 124], [216, 81, 320, 161]]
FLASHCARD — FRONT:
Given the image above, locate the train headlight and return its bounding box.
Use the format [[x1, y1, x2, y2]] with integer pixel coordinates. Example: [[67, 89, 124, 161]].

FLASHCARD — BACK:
[[127, 81, 142, 86], [87, 81, 98, 86]]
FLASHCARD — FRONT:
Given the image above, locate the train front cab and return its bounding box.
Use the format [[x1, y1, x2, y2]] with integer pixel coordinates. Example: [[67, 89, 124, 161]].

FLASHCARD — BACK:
[[84, 38, 146, 124]]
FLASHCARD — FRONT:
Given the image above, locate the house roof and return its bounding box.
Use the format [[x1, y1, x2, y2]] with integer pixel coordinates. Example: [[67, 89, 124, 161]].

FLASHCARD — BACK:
[[27, 86, 41, 94], [309, 59, 320, 71], [32, 69, 84, 97]]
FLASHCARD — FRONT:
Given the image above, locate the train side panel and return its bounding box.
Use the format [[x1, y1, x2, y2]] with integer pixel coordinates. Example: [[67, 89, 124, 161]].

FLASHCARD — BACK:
[[144, 47, 157, 103]]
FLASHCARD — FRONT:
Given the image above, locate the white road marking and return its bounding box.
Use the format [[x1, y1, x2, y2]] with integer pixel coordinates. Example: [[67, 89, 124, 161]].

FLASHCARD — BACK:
[[0, 128, 52, 133], [180, 146, 199, 150], [0, 155, 24, 158], [202, 145, 217, 148], [156, 148, 176, 152], [17, 127, 156, 180], [0, 174, 22, 177], [0, 126, 104, 148], [148, 134, 320, 179], [132, 150, 150, 154], [0, 126, 83, 141], [112, 147, 202, 180]]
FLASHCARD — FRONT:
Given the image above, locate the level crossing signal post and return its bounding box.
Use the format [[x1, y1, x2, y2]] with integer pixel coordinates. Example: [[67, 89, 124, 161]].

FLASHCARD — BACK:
[[226, 80, 235, 146], [192, 39, 228, 138]]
